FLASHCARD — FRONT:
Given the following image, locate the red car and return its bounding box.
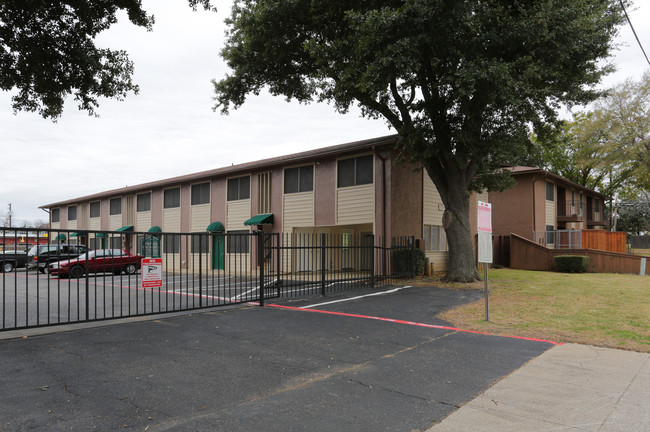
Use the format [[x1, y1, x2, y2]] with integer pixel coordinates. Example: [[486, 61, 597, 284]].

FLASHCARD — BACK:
[[48, 249, 142, 278]]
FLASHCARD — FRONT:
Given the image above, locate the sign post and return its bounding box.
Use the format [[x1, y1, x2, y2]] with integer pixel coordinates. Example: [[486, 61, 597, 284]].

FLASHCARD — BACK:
[[477, 201, 493, 321], [142, 258, 163, 289]]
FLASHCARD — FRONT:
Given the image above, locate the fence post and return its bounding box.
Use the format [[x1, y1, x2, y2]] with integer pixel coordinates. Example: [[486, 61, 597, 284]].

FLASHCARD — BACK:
[[198, 236, 203, 308], [321, 233, 326, 296], [370, 234, 375, 289], [410, 236, 416, 278], [258, 232, 265, 307], [275, 233, 281, 297]]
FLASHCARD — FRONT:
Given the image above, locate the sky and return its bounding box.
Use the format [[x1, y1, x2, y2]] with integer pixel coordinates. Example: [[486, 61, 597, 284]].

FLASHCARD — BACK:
[[2, 1, 649, 226]]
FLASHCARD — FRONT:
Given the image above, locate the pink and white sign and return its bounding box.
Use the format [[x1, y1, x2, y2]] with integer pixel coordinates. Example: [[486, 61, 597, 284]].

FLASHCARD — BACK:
[[477, 201, 492, 233]]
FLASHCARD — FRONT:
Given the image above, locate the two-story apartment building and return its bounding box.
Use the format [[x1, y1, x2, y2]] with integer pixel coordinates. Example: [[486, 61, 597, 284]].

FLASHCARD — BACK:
[[489, 167, 608, 247], [41, 136, 608, 273]]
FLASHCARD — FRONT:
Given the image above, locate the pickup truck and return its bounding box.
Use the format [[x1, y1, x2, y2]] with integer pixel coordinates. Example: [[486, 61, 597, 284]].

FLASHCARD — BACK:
[[0, 251, 29, 273]]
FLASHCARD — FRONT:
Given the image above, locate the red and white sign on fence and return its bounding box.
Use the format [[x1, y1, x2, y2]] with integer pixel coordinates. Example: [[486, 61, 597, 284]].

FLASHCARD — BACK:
[[142, 258, 163, 288]]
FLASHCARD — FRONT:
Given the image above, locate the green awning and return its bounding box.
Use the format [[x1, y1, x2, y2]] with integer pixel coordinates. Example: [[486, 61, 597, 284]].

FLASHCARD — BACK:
[[116, 225, 134, 232], [206, 221, 225, 233], [70, 231, 87, 238], [95, 232, 108, 238], [70, 232, 78, 238], [148, 226, 162, 233], [54, 233, 67, 241], [244, 213, 274, 226]]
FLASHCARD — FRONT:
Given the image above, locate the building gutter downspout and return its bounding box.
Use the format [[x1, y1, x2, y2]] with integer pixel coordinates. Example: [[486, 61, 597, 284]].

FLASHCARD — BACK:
[[373, 147, 388, 242]]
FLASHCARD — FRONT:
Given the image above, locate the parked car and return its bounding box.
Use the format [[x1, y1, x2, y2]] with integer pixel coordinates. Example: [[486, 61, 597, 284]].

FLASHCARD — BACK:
[[48, 249, 142, 278], [27, 244, 88, 273], [0, 250, 29, 273]]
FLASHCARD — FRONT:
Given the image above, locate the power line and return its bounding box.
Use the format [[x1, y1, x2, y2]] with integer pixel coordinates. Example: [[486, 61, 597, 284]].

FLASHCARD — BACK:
[[619, 0, 650, 67]]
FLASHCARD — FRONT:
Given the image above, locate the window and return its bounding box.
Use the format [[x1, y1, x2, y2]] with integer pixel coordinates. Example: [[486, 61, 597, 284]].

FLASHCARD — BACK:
[[67, 205, 77, 221], [191, 234, 209, 253], [337, 155, 373, 188], [110, 237, 122, 250], [90, 201, 100, 218], [594, 198, 600, 212], [137, 193, 151, 212], [227, 176, 250, 201], [571, 191, 575, 206], [423, 225, 448, 251], [545, 182, 554, 201], [227, 230, 250, 253], [545, 225, 555, 245], [164, 188, 181, 208], [191, 182, 210, 205], [109, 198, 122, 215], [284, 165, 313, 193], [51, 208, 60, 223], [164, 234, 180, 253]]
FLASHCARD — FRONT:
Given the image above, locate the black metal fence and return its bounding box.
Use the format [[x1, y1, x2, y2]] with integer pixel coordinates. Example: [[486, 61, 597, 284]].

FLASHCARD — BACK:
[[0, 228, 415, 331], [630, 235, 650, 250]]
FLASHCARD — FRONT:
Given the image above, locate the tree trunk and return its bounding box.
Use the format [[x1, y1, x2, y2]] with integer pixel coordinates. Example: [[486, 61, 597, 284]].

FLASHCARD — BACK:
[[441, 189, 480, 283], [423, 161, 480, 283]]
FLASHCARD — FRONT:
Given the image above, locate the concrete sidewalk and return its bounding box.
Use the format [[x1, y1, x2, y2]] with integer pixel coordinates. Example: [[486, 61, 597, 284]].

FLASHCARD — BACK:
[[428, 343, 650, 432]]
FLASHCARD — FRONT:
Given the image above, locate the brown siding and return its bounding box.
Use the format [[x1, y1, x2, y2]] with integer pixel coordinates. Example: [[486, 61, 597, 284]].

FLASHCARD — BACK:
[[151, 189, 163, 228], [180, 184, 191, 233], [314, 157, 336, 226], [210, 178, 227, 227], [390, 161, 422, 238]]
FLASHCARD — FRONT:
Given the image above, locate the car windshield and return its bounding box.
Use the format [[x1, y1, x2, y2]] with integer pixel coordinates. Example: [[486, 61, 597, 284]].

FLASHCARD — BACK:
[[75, 252, 89, 260]]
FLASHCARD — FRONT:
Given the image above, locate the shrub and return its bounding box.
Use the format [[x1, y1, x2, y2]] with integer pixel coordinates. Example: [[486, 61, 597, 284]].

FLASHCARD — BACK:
[[391, 248, 426, 275], [554, 255, 589, 273]]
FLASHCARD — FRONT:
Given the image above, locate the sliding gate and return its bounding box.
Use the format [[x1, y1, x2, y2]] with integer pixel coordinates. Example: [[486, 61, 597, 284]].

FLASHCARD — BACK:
[[1, 228, 414, 332]]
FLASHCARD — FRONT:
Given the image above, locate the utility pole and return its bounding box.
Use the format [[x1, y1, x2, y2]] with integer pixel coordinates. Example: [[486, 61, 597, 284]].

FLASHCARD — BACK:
[[7, 203, 12, 227]]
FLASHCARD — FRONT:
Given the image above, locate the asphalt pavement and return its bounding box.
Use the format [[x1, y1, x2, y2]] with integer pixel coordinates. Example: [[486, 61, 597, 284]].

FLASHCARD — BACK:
[[1, 285, 646, 431]]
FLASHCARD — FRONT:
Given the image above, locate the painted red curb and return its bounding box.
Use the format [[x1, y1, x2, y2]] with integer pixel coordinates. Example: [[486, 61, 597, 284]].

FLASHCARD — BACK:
[[267, 303, 562, 346]]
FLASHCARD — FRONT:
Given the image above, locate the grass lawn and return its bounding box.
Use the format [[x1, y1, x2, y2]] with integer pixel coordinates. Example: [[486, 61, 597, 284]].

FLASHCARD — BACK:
[[408, 269, 650, 353], [632, 248, 650, 257]]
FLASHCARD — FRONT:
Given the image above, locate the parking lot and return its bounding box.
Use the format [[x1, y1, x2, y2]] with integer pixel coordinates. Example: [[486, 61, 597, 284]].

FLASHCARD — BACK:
[[1, 269, 264, 330], [0, 285, 554, 431]]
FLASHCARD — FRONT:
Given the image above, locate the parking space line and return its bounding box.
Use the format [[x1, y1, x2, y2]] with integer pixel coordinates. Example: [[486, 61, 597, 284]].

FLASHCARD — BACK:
[[267, 303, 561, 345], [300, 285, 415, 309]]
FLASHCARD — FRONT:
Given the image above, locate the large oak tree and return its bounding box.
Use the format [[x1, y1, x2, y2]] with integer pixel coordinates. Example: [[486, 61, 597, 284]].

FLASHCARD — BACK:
[[0, 0, 213, 119], [214, 0, 626, 281]]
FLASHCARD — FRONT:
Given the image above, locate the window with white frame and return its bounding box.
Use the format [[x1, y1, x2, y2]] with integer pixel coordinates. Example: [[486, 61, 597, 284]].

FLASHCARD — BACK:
[[109, 198, 122, 215], [284, 165, 313, 193], [227, 176, 250, 201], [337, 155, 373, 188], [90, 201, 100, 218], [191, 182, 210, 205], [137, 193, 151, 212], [164, 188, 180, 209], [423, 225, 448, 251], [67, 205, 77, 221]]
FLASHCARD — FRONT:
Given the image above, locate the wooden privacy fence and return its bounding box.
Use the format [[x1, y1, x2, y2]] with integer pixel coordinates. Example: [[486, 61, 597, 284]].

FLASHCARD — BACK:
[[581, 230, 627, 253], [509, 234, 647, 275]]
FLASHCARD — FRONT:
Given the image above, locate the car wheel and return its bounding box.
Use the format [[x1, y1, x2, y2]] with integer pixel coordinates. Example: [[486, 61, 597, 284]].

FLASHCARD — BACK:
[[69, 266, 85, 278], [1, 262, 14, 273], [125, 264, 137, 275], [38, 266, 46, 274]]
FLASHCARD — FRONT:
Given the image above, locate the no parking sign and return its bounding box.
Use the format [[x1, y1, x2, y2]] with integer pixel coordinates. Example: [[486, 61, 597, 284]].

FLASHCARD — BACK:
[[142, 258, 163, 288]]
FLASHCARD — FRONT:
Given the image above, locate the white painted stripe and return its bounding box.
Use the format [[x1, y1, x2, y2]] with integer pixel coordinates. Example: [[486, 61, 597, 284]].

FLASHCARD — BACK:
[[301, 286, 414, 309]]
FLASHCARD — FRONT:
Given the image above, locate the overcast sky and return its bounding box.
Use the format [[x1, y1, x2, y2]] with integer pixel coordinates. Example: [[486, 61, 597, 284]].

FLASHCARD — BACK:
[[2, 1, 649, 225]]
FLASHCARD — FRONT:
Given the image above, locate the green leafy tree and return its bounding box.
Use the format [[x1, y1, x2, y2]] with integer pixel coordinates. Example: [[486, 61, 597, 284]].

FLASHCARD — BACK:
[[616, 200, 650, 235], [0, 0, 213, 119], [214, 0, 626, 281]]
